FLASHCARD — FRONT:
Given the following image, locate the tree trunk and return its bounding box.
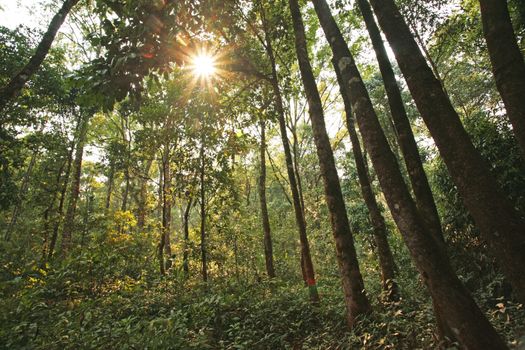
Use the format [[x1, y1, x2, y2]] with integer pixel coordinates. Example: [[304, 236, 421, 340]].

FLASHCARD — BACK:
[[289, 0, 371, 327], [369, 0, 525, 306], [200, 140, 208, 282], [260, 6, 319, 303], [41, 159, 66, 261], [137, 160, 152, 230], [60, 112, 89, 255], [312, 0, 507, 347], [48, 132, 76, 259], [479, 0, 525, 157], [258, 119, 276, 278], [159, 146, 172, 275], [105, 165, 114, 211], [333, 59, 398, 302], [0, 0, 80, 110], [356, 0, 444, 246], [183, 198, 193, 278]]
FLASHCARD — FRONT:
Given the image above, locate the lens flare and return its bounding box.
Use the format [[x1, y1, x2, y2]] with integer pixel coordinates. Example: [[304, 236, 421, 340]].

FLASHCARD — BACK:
[[192, 53, 216, 78]]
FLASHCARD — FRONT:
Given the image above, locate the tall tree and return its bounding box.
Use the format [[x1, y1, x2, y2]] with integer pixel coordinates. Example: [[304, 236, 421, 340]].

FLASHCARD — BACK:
[[259, 3, 319, 302], [356, 0, 444, 245], [310, 0, 508, 347], [288, 0, 371, 327], [258, 118, 276, 278], [60, 111, 89, 254], [333, 60, 398, 302], [479, 0, 525, 157], [368, 0, 525, 305], [0, 0, 80, 110]]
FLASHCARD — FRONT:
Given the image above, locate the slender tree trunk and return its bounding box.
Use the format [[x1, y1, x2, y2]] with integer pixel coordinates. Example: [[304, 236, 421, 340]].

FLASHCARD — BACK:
[[41, 160, 66, 261], [163, 153, 172, 267], [121, 168, 130, 212], [105, 165, 114, 211], [157, 160, 163, 220], [334, 60, 398, 302], [289, 0, 370, 327], [479, 0, 525, 157], [311, 0, 507, 347], [48, 133, 76, 259], [199, 140, 208, 282], [369, 0, 525, 306], [159, 147, 171, 275], [183, 198, 193, 278], [357, 0, 444, 246], [258, 119, 276, 278], [260, 5, 320, 303], [0, 0, 80, 110], [61, 112, 89, 255], [4, 150, 38, 241], [137, 160, 152, 229]]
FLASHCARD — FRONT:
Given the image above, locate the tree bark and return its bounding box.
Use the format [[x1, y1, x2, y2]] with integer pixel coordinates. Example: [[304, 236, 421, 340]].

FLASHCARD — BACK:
[[260, 5, 319, 303], [258, 119, 276, 278], [311, 0, 507, 347], [479, 0, 525, 157], [289, 0, 371, 327], [369, 0, 525, 306], [0, 0, 80, 110], [333, 59, 398, 302], [356, 0, 444, 246], [60, 112, 89, 255]]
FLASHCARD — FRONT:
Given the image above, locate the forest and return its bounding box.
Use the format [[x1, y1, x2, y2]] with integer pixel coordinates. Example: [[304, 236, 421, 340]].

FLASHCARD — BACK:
[[1, 0, 525, 348]]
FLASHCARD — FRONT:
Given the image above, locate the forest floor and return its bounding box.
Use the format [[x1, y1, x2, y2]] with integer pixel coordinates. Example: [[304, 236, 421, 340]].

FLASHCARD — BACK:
[[1, 251, 524, 350]]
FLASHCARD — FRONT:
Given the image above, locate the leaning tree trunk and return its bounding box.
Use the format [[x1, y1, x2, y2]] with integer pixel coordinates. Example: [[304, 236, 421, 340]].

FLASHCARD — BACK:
[[289, 0, 371, 328], [369, 0, 525, 306], [333, 60, 398, 302], [61, 112, 89, 255], [311, 0, 507, 347], [260, 5, 320, 303], [356, 0, 444, 246], [0, 0, 80, 110], [258, 119, 276, 278], [479, 0, 525, 158]]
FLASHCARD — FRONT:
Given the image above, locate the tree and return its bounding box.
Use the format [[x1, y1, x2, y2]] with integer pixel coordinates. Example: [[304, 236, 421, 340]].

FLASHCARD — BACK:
[[369, 0, 525, 305], [258, 118, 276, 278], [333, 60, 398, 302], [60, 110, 90, 254], [356, 0, 444, 246], [310, 0, 508, 347], [479, 0, 525, 157], [0, 0, 80, 110], [289, 0, 371, 327], [258, 1, 320, 302]]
